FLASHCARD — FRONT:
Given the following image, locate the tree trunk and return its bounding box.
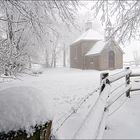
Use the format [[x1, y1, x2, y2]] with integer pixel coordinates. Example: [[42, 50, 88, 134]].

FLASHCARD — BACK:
[[45, 49, 49, 68], [63, 44, 66, 67], [28, 55, 31, 69]]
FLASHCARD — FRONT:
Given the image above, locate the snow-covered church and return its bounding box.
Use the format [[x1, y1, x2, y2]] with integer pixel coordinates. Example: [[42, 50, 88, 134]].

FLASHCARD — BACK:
[[70, 20, 123, 70]]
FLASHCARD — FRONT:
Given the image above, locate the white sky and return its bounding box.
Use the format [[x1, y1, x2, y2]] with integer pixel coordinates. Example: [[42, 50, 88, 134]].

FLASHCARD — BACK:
[[78, 1, 140, 62]]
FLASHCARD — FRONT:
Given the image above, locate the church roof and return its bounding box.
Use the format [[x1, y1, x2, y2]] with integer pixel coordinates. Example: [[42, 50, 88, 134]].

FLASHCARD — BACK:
[[71, 29, 104, 46], [86, 40, 124, 56], [86, 41, 105, 56]]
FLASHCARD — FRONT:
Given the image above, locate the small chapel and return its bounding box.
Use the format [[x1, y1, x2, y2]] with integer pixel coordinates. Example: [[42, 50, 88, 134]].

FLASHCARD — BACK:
[[70, 20, 124, 70]]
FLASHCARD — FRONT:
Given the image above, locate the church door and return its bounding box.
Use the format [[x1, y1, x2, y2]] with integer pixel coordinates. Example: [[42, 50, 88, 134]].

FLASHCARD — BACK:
[[109, 51, 115, 69]]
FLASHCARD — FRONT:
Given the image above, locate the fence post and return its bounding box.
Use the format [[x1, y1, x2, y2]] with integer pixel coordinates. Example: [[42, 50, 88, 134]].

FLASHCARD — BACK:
[[100, 72, 109, 94], [125, 67, 130, 98], [99, 72, 110, 135]]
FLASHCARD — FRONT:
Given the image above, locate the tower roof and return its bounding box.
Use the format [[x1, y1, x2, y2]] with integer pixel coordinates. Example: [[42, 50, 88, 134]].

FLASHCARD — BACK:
[[71, 29, 104, 46]]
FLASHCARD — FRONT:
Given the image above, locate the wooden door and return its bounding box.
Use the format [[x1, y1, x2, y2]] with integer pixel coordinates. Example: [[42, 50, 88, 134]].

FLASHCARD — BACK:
[[109, 51, 115, 69]]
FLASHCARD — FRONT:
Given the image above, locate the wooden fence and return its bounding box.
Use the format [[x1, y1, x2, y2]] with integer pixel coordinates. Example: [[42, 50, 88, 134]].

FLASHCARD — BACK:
[[72, 67, 139, 139]]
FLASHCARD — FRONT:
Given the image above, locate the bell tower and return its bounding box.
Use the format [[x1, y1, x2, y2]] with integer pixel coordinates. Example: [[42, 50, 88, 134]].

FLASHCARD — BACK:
[[105, 20, 114, 41], [85, 20, 93, 31]]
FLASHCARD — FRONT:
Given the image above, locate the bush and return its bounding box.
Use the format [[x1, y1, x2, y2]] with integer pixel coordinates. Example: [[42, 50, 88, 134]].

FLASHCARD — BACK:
[[0, 121, 52, 140], [31, 64, 43, 74]]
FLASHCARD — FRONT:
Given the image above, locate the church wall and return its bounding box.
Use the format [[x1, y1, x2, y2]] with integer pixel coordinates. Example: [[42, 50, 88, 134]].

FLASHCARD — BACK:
[[70, 40, 97, 69], [70, 43, 83, 69], [84, 43, 123, 71], [99, 50, 109, 70], [85, 55, 100, 70], [99, 43, 123, 70], [70, 38, 123, 70], [81, 41, 97, 69]]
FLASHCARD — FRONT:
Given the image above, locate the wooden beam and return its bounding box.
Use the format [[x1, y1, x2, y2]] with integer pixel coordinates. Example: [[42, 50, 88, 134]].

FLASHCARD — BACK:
[[108, 69, 131, 83], [130, 88, 140, 92], [130, 74, 140, 77]]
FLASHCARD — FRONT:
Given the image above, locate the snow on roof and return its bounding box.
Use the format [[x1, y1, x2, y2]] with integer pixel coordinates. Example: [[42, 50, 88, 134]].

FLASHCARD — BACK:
[[86, 40, 124, 56], [0, 86, 51, 134], [71, 29, 104, 46], [86, 41, 105, 56]]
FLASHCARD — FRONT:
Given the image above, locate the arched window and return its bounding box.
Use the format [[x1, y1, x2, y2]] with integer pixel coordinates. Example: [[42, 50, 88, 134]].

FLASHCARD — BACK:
[[109, 51, 115, 69]]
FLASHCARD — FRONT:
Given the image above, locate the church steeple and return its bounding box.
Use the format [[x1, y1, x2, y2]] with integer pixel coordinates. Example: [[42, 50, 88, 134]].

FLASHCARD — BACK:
[[84, 11, 93, 31], [105, 20, 114, 41], [85, 20, 93, 31]]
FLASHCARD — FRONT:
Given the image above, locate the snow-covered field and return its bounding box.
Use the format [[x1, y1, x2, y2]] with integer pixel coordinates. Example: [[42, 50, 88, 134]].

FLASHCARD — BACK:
[[0, 68, 102, 137], [0, 67, 140, 139]]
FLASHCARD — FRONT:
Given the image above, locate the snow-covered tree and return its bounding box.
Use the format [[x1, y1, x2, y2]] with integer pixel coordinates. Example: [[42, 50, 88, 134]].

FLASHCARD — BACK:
[[92, 0, 140, 44], [0, 0, 79, 74]]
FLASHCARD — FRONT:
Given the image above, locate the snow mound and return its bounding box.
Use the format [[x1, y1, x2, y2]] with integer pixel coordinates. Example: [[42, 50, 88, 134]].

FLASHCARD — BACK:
[[0, 86, 51, 134]]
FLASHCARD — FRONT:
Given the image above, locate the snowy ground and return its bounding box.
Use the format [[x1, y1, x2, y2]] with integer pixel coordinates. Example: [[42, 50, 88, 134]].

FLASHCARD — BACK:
[[103, 92, 140, 139], [0, 67, 140, 139], [0, 68, 102, 137]]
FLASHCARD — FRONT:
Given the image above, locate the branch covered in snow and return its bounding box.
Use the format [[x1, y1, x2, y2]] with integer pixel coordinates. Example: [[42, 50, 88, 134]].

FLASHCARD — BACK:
[[92, 0, 140, 44]]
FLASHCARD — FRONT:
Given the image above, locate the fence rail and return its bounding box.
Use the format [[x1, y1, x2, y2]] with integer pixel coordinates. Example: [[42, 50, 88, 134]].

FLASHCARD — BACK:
[[130, 73, 140, 77], [130, 88, 140, 92], [108, 69, 131, 83]]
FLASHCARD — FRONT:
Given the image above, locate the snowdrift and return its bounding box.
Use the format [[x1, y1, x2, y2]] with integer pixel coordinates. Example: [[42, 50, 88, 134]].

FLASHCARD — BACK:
[[0, 86, 51, 135]]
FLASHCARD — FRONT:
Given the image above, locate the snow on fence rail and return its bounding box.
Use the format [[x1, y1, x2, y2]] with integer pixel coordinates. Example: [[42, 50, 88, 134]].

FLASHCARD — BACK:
[[130, 73, 140, 77], [108, 68, 132, 83]]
